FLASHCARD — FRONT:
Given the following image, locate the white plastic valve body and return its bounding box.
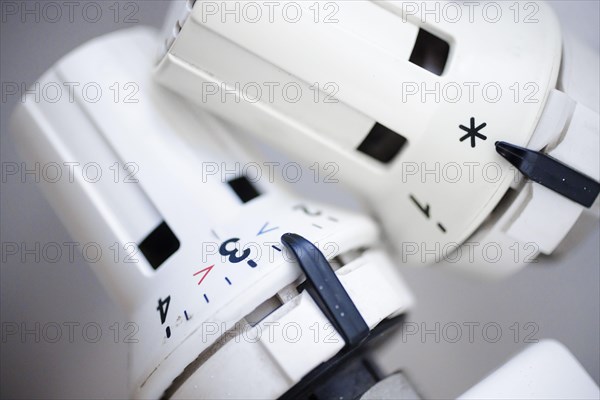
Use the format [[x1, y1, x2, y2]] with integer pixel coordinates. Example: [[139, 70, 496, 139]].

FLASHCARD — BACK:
[[9, 27, 413, 398], [155, 0, 599, 277], [459, 340, 600, 400]]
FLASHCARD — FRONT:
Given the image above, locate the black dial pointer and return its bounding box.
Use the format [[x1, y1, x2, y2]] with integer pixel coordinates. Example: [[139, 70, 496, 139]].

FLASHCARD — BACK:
[[495, 141, 600, 208], [281, 233, 369, 347]]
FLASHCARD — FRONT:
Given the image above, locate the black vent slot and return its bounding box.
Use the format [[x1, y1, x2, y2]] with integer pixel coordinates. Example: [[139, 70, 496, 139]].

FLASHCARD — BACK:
[[139, 221, 180, 270], [227, 176, 261, 203], [409, 28, 449, 76], [357, 122, 407, 164]]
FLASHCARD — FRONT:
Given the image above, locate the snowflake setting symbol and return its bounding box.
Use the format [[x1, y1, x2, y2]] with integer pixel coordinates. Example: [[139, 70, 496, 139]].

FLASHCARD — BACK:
[[459, 117, 487, 148]]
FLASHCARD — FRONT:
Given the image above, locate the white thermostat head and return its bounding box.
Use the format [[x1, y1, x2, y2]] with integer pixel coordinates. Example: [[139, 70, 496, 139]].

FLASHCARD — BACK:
[[155, 0, 600, 277], [459, 340, 600, 399], [9, 27, 413, 398]]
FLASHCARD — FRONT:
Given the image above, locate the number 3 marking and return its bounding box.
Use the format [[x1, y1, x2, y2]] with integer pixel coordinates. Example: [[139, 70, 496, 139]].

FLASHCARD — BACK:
[[219, 238, 251, 263]]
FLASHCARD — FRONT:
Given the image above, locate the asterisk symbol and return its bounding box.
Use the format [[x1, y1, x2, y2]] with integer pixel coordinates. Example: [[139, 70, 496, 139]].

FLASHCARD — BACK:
[[459, 117, 487, 148]]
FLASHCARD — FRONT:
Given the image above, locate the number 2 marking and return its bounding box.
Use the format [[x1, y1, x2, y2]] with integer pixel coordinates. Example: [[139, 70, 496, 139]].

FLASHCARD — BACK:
[[294, 204, 322, 216]]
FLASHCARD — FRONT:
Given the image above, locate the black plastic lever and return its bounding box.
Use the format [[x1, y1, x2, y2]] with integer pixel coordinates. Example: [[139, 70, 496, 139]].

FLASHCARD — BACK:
[[281, 233, 369, 347], [496, 141, 600, 207]]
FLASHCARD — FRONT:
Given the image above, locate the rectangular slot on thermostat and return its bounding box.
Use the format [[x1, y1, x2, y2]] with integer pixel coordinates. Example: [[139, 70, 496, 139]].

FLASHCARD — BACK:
[[245, 295, 283, 327], [227, 176, 261, 203], [409, 28, 450, 76], [138, 221, 180, 270], [357, 122, 408, 164]]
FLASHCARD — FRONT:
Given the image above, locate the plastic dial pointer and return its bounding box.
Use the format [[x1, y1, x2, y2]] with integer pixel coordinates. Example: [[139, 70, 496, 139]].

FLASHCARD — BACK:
[[281, 233, 369, 347], [495, 141, 600, 208]]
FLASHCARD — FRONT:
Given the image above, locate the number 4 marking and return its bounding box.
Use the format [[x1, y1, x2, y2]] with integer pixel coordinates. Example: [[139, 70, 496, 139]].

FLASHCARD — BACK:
[[157, 296, 171, 325]]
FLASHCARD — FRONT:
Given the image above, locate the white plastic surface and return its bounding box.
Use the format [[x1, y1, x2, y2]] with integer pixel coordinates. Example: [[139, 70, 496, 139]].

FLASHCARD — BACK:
[[459, 340, 600, 399], [9, 27, 413, 399], [173, 248, 413, 399], [155, 0, 589, 277]]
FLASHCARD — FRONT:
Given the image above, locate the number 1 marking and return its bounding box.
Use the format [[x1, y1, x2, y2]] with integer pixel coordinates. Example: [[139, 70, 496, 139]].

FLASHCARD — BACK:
[[409, 194, 430, 218], [409, 194, 447, 234]]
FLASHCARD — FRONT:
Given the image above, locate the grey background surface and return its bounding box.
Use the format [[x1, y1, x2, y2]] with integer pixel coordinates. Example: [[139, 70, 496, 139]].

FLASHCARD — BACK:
[[1, 1, 599, 399]]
